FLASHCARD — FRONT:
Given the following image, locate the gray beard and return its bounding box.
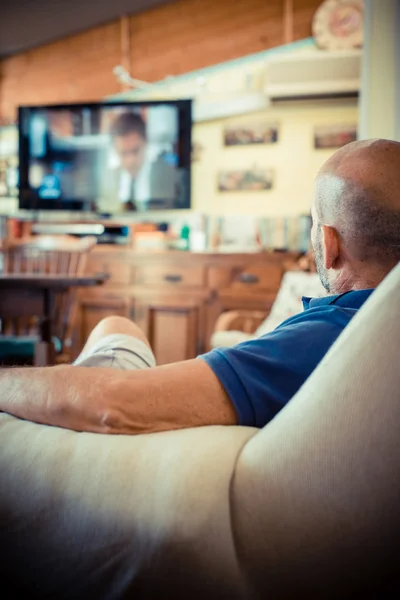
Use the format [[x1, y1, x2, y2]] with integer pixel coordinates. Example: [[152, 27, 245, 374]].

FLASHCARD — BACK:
[[314, 235, 332, 293]]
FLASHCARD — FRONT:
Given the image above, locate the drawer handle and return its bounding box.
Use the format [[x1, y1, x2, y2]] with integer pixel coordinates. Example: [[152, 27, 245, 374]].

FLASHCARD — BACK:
[[236, 273, 259, 284], [164, 274, 182, 283]]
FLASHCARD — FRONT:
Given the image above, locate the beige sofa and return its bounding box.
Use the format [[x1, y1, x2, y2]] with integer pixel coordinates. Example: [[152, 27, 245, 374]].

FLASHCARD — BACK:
[[1, 264, 399, 598]]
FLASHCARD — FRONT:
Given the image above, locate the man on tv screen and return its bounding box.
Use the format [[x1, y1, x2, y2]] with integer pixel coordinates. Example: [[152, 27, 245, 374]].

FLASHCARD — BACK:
[[99, 110, 183, 213]]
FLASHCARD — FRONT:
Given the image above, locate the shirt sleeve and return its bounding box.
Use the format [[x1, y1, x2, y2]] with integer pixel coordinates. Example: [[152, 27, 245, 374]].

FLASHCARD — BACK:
[[200, 308, 347, 428]]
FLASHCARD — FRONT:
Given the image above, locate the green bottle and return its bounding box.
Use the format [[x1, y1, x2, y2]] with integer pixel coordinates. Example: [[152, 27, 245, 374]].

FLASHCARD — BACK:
[[180, 223, 190, 251]]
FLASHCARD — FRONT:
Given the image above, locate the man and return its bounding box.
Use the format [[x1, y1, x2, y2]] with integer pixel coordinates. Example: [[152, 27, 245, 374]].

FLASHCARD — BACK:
[[99, 111, 181, 212], [1, 139, 400, 434]]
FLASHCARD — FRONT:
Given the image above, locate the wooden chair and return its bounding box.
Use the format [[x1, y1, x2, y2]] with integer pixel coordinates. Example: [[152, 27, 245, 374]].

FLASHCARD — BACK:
[[0, 235, 97, 366], [213, 309, 268, 336], [211, 251, 322, 345]]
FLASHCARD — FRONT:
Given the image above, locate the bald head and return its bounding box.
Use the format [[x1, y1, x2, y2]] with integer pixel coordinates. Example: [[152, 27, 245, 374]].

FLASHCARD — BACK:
[[314, 139, 400, 270]]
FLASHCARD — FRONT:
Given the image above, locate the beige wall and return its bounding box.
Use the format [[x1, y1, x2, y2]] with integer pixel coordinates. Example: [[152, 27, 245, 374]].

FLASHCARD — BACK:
[[115, 41, 359, 220], [359, 0, 400, 141], [192, 98, 358, 217]]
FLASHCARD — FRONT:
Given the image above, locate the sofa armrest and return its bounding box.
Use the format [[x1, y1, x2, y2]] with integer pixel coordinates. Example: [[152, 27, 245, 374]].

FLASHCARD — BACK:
[[0, 414, 255, 599]]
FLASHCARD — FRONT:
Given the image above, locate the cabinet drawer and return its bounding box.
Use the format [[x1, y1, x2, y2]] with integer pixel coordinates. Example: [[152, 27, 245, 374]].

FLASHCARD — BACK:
[[134, 264, 205, 287], [80, 288, 128, 307], [86, 258, 131, 285], [216, 263, 283, 294]]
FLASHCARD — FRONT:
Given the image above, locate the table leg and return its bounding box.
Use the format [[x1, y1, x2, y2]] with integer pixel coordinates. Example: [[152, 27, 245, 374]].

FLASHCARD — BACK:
[[35, 289, 56, 366], [34, 341, 55, 367]]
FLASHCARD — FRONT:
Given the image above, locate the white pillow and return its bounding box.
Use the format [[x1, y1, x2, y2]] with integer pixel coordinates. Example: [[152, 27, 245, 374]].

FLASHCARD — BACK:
[[255, 271, 326, 337]]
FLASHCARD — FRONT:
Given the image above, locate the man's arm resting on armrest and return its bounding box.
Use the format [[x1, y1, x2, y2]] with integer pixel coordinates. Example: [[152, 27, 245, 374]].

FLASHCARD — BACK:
[[0, 360, 238, 434]]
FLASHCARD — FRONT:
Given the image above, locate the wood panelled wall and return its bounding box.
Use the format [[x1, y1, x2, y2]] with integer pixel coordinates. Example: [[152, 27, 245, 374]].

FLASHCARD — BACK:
[[0, 0, 321, 122]]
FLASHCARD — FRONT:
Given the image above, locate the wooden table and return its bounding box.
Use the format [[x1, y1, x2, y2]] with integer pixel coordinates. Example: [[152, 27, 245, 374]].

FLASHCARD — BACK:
[[0, 273, 108, 365]]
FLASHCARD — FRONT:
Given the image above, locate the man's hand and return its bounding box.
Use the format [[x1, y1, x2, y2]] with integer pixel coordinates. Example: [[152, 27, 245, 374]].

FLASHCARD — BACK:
[[0, 360, 237, 434]]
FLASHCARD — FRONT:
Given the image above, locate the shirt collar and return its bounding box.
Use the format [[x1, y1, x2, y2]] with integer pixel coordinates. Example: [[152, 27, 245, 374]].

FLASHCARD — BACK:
[[302, 289, 375, 310]]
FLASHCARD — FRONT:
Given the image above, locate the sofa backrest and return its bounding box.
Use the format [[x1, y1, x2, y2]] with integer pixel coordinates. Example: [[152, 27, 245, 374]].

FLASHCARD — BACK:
[[232, 262, 400, 597]]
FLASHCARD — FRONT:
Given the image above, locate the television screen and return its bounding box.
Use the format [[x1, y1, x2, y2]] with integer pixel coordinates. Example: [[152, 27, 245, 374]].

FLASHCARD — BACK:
[[18, 100, 192, 213]]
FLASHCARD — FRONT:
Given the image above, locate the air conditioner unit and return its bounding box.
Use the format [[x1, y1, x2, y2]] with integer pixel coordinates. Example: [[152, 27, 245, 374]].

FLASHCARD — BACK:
[[264, 49, 362, 100], [193, 93, 270, 123]]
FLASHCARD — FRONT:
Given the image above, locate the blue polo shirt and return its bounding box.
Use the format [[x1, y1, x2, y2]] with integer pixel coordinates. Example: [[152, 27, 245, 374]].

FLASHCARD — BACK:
[[201, 289, 374, 428]]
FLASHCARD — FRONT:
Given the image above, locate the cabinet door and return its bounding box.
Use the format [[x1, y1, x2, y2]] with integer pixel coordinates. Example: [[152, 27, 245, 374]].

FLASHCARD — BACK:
[[134, 295, 206, 365], [76, 293, 129, 356]]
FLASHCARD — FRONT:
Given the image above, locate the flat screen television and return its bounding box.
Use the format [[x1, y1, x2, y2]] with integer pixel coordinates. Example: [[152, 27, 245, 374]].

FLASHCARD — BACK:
[[18, 99, 192, 214]]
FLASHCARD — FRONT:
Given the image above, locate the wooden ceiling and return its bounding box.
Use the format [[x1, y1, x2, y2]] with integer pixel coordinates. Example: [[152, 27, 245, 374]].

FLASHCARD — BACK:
[[0, 0, 175, 57]]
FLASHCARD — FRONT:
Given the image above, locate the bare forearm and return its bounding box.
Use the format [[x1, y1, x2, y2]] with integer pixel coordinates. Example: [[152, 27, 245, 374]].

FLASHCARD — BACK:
[[0, 361, 237, 434], [0, 365, 111, 432]]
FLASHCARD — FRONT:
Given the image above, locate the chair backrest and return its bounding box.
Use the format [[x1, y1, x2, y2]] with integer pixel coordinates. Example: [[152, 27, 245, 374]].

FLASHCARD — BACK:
[[2, 235, 96, 277], [0, 235, 97, 345]]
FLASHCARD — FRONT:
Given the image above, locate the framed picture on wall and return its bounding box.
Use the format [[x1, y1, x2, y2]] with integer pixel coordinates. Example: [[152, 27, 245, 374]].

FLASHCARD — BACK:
[[314, 124, 357, 149], [217, 167, 274, 192], [223, 122, 279, 146], [191, 141, 204, 163]]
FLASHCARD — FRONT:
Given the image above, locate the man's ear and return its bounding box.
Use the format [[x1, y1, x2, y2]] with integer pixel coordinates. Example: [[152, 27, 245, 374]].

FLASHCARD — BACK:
[[321, 225, 340, 270]]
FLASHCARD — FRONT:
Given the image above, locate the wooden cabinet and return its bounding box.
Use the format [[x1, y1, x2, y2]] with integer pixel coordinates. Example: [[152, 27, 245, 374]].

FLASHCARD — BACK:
[[133, 292, 208, 364], [86, 256, 131, 286], [76, 248, 297, 364], [78, 292, 129, 349], [133, 263, 205, 288]]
